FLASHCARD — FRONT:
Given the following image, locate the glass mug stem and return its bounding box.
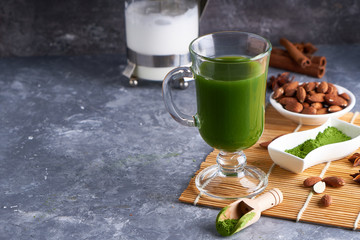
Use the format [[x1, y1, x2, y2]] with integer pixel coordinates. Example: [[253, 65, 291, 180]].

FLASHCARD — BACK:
[[162, 67, 195, 127], [217, 151, 246, 177]]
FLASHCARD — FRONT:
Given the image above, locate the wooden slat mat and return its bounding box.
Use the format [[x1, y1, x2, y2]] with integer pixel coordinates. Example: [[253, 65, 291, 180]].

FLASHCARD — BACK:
[[179, 105, 360, 230]]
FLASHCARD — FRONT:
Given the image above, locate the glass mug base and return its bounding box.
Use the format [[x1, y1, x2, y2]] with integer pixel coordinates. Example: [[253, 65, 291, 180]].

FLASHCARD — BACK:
[[195, 165, 268, 200], [195, 151, 268, 200]]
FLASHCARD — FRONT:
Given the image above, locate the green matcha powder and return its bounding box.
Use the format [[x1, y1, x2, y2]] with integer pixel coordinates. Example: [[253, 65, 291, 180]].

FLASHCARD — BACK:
[[216, 219, 239, 236], [285, 126, 351, 159], [216, 211, 256, 237]]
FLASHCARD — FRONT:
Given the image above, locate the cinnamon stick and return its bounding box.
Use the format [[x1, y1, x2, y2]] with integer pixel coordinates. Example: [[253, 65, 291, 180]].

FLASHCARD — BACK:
[[279, 38, 311, 68], [308, 55, 327, 67], [303, 42, 318, 54], [271, 48, 289, 57], [270, 53, 325, 78], [294, 43, 304, 52], [293, 42, 318, 55], [272, 47, 327, 67]]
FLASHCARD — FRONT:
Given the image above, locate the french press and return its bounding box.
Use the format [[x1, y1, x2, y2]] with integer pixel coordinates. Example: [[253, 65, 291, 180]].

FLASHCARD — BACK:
[[123, 0, 208, 87]]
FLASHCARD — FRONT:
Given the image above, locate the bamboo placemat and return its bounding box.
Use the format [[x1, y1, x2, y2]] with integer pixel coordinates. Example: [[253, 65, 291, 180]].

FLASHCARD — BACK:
[[179, 105, 360, 230]]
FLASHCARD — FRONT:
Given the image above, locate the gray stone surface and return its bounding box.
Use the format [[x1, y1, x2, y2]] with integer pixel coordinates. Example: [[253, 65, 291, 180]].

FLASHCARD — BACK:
[[0, 45, 360, 239], [0, 0, 359, 57]]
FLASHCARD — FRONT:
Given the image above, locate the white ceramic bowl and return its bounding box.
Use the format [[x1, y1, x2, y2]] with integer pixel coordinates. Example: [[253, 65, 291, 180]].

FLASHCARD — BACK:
[[269, 83, 356, 125], [268, 118, 360, 173]]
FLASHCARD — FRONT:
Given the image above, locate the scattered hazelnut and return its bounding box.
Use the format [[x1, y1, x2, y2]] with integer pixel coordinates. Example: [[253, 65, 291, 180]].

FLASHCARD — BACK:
[[320, 194, 332, 207]]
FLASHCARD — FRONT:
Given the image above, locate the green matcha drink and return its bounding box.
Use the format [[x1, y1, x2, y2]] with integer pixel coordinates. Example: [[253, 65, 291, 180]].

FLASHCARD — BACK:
[[194, 56, 266, 152]]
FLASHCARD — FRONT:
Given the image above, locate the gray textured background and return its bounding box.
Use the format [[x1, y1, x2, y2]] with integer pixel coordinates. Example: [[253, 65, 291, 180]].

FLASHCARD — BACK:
[[0, 0, 359, 57]]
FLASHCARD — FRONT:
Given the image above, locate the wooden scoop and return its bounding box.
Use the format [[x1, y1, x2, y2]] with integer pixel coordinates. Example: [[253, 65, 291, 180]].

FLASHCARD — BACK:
[[216, 188, 283, 236]]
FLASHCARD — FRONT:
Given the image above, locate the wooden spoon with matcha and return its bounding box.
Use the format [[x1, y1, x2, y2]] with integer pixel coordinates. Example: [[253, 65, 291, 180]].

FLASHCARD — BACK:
[[216, 188, 283, 236]]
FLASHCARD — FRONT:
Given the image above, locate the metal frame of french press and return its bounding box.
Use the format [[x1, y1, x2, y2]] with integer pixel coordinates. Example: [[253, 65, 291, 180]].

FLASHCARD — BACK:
[[122, 49, 191, 88]]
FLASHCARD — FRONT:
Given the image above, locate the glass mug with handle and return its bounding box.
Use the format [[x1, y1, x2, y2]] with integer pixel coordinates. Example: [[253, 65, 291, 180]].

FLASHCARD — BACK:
[[162, 31, 272, 199]]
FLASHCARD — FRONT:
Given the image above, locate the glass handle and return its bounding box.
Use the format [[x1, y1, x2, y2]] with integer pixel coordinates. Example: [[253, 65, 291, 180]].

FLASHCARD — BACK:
[[162, 67, 196, 127]]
